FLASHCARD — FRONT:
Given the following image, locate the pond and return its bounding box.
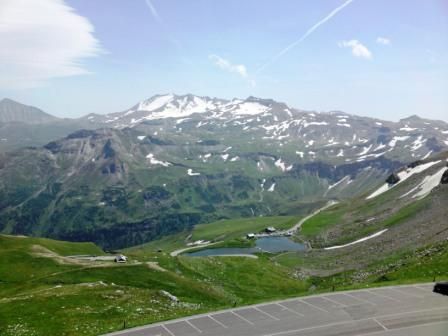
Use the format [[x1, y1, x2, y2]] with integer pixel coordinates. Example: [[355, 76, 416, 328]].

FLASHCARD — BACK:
[[185, 236, 306, 257]]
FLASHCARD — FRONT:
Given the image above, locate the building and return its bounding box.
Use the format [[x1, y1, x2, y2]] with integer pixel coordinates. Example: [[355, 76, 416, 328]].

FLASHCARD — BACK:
[[114, 254, 127, 263], [265, 227, 276, 233], [246, 233, 255, 239]]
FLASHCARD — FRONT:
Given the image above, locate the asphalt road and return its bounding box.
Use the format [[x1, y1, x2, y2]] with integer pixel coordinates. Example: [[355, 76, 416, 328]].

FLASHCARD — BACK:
[[104, 283, 448, 336]]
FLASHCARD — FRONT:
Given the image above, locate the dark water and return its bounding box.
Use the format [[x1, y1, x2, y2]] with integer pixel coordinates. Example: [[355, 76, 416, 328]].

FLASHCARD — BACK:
[[186, 236, 306, 257]]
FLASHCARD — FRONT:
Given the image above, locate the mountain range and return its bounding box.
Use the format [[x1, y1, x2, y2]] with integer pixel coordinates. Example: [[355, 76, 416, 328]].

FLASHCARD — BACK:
[[1, 94, 447, 248]]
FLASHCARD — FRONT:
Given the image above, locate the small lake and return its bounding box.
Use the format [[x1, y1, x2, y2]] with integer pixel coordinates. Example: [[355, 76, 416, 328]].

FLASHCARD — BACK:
[[186, 237, 306, 257]]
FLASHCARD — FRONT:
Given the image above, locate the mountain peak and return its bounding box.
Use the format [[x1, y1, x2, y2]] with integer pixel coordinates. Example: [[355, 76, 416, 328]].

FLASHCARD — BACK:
[[0, 98, 58, 124], [400, 115, 422, 122]]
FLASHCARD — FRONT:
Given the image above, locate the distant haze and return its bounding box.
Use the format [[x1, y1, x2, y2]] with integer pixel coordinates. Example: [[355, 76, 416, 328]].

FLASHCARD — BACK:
[[0, 0, 447, 121]]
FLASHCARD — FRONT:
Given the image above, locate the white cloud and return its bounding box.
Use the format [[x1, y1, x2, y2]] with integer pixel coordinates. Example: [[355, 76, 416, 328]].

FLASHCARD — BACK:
[[338, 40, 372, 59], [209, 54, 248, 78], [376, 37, 391, 45], [0, 0, 102, 89], [209, 54, 255, 87]]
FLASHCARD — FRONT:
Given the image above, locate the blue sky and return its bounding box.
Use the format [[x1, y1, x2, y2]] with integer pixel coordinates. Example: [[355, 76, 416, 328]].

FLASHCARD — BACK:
[[0, 0, 447, 121]]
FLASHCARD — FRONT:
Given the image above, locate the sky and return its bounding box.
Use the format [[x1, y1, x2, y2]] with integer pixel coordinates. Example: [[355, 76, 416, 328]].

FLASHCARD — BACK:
[[0, 0, 447, 121]]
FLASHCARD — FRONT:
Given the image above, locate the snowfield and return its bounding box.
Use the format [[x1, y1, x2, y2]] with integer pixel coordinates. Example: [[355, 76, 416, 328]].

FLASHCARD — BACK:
[[401, 167, 448, 199], [324, 229, 388, 250], [366, 160, 441, 200]]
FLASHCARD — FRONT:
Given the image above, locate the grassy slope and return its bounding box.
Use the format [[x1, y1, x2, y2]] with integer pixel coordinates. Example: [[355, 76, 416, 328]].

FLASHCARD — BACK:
[[0, 234, 311, 336]]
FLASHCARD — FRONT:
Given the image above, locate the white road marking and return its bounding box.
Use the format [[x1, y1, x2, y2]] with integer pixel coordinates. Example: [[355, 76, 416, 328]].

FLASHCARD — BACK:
[[298, 299, 329, 313], [390, 287, 423, 298], [363, 320, 448, 336], [343, 293, 376, 306], [276, 303, 304, 317], [208, 315, 228, 328], [161, 325, 176, 336], [231, 311, 255, 325], [367, 289, 401, 303], [255, 306, 280, 320], [322, 295, 346, 307], [372, 317, 388, 331], [262, 307, 448, 336], [186, 319, 202, 333]]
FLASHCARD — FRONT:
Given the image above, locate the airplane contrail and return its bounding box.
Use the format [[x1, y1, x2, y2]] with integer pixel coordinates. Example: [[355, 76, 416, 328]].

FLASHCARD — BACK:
[[255, 0, 356, 74], [144, 0, 162, 24]]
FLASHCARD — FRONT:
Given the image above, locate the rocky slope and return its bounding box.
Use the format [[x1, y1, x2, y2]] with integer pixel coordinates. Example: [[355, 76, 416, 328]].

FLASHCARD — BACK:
[[297, 151, 448, 272], [1, 94, 447, 248]]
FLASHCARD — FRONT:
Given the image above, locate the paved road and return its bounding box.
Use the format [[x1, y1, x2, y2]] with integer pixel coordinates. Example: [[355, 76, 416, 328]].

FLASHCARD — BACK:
[[104, 283, 448, 336], [289, 200, 338, 233]]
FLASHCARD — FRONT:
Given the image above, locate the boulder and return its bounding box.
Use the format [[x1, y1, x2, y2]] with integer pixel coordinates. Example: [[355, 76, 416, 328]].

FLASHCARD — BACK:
[[441, 169, 448, 184], [407, 160, 423, 169], [386, 172, 400, 185]]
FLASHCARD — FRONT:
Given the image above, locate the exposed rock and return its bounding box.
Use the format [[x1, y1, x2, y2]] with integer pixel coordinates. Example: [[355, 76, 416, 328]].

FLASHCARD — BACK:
[[386, 173, 400, 185], [407, 160, 423, 169], [441, 169, 448, 184], [160, 290, 178, 303]]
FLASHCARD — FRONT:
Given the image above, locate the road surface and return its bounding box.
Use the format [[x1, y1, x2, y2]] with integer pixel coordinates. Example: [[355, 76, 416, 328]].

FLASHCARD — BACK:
[[103, 283, 448, 336]]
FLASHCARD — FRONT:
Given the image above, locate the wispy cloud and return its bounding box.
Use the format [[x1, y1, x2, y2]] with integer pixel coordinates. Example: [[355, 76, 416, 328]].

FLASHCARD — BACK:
[[376, 37, 391, 45], [209, 54, 255, 87], [144, 0, 163, 24], [256, 0, 356, 74], [338, 40, 372, 59], [0, 0, 102, 89], [209, 54, 248, 78]]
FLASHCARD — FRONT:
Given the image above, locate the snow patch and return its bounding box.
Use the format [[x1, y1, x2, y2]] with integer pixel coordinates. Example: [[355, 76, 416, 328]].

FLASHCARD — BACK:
[[275, 158, 293, 172], [366, 160, 441, 199], [328, 176, 350, 190], [324, 229, 388, 250], [389, 136, 410, 148], [401, 167, 447, 199], [187, 169, 200, 176], [146, 153, 171, 167]]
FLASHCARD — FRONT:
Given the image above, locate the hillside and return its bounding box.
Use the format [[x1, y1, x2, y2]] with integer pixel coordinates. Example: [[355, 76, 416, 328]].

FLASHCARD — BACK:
[[0, 99, 58, 124], [1, 95, 448, 248], [276, 152, 448, 274], [1, 153, 447, 335]]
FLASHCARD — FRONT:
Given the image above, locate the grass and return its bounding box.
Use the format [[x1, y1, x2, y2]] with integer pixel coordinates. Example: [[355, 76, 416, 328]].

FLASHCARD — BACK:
[[0, 234, 311, 336], [309, 239, 448, 291], [299, 204, 344, 237]]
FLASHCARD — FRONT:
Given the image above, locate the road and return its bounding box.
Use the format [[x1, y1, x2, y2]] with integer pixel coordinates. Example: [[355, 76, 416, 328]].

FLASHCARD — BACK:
[[103, 283, 448, 336], [170, 242, 220, 257], [289, 200, 338, 233]]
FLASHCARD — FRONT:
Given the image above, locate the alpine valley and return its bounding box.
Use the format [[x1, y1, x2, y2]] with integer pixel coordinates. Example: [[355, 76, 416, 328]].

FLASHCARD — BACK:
[[1, 94, 448, 249]]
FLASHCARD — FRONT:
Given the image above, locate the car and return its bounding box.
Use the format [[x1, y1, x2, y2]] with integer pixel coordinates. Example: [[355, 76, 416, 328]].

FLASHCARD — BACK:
[[433, 282, 448, 296]]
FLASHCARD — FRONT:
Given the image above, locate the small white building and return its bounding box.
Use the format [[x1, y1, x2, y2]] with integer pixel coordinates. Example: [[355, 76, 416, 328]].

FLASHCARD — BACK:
[[114, 255, 127, 263], [265, 227, 277, 233], [246, 233, 255, 239]]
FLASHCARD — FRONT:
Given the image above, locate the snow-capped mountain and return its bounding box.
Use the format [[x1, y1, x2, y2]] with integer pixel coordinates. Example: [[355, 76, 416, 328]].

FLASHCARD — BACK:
[[82, 94, 448, 164], [1, 93, 448, 248]]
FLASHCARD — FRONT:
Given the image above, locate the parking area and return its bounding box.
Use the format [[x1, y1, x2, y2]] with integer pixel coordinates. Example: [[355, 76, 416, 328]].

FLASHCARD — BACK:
[[105, 283, 448, 336]]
